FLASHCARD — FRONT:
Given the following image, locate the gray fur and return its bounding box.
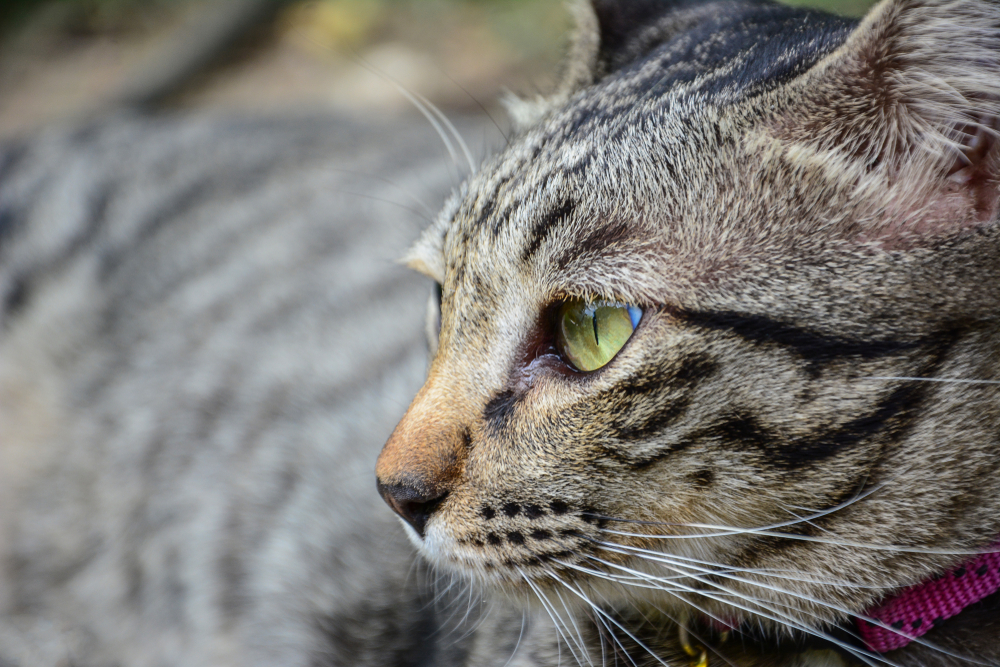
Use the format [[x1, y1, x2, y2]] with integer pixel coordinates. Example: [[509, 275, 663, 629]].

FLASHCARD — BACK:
[[6, 0, 1000, 665], [0, 112, 513, 666]]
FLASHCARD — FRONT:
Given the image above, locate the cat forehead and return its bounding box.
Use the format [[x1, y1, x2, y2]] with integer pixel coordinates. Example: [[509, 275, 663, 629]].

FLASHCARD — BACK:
[[409, 4, 861, 294], [431, 109, 831, 304]]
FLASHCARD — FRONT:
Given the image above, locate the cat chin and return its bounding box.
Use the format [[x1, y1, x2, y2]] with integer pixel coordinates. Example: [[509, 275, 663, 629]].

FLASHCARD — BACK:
[[396, 515, 426, 549], [407, 519, 482, 575]]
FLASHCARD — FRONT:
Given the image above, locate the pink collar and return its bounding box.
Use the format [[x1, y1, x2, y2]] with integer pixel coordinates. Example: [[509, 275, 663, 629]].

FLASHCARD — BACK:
[[856, 544, 1000, 652]]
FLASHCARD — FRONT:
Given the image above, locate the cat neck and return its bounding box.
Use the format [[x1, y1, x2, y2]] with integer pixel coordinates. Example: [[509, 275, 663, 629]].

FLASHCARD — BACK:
[[857, 542, 1000, 652]]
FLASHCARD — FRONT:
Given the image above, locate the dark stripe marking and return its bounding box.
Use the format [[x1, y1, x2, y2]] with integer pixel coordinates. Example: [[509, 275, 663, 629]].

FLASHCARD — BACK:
[[521, 198, 575, 264], [683, 311, 920, 363], [701, 379, 925, 470], [611, 359, 936, 471], [483, 389, 519, 432], [611, 395, 692, 443], [555, 218, 634, 270], [602, 356, 717, 465]]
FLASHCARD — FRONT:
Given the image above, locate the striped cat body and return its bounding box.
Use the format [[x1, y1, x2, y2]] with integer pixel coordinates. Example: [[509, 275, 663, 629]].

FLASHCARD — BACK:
[[0, 114, 497, 666]]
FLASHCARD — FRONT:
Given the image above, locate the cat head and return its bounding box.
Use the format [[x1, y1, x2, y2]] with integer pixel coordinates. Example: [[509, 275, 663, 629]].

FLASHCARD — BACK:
[[377, 0, 1000, 636]]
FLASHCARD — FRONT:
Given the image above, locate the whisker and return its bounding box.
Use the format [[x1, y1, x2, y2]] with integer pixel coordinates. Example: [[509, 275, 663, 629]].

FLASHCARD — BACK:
[[587, 479, 886, 540], [591, 538, 881, 590], [286, 24, 471, 181], [429, 570, 459, 613], [551, 576, 664, 667], [447, 576, 482, 641], [345, 52, 467, 179], [778, 504, 835, 538], [599, 525, 999, 556], [501, 610, 529, 667], [318, 167, 437, 218], [657, 605, 742, 667], [551, 580, 592, 665], [593, 610, 637, 667], [411, 88, 478, 175], [436, 576, 475, 639], [430, 63, 511, 146], [448, 592, 493, 648], [554, 557, 736, 632], [519, 570, 568, 666], [590, 462, 942, 549], [329, 189, 434, 224], [865, 375, 1000, 385], [583, 553, 897, 667], [520, 567, 590, 665], [592, 541, 991, 666], [392, 84, 464, 173]]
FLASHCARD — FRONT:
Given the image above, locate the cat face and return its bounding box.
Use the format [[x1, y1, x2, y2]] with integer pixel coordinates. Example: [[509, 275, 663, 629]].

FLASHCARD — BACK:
[[377, 0, 1000, 634]]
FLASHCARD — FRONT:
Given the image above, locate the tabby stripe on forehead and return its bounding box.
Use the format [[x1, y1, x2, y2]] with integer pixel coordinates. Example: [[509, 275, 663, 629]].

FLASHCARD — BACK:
[[555, 219, 634, 271], [682, 311, 920, 362], [520, 197, 575, 263]]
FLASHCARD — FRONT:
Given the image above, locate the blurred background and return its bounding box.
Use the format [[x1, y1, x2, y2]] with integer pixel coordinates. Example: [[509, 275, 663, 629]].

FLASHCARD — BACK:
[[0, 0, 878, 141]]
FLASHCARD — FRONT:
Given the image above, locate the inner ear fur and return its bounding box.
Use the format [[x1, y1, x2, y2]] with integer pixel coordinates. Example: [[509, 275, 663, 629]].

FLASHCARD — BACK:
[[776, 0, 1000, 238]]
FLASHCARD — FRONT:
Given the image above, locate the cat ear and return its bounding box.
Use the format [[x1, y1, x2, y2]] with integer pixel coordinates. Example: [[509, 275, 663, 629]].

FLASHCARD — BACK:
[[589, 0, 708, 73], [402, 192, 458, 282], [777, 0, 1000, 239], [504, 0, 600, 130], [505, 0, 701, 131]]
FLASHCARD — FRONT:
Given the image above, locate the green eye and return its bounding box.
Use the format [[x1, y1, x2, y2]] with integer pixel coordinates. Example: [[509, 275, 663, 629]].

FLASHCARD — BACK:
[[556, 299, 642, 372]]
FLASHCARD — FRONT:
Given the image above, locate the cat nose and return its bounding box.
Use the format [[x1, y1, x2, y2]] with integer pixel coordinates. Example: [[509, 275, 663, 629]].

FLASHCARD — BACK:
[[375, 375, 470, 538], [376, 480, 448, 538]]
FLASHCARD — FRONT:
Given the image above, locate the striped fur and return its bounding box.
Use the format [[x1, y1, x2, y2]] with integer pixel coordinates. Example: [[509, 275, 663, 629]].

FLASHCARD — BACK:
[[4, 0, 1000, 665], [0, 113, 515, 666], [381, 0, 1000, 664]]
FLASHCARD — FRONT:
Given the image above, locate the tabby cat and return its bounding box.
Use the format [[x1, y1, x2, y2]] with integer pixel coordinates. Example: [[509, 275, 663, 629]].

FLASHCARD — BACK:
[[3, 0, 1000, 665], [376, 0, 1000, 665]]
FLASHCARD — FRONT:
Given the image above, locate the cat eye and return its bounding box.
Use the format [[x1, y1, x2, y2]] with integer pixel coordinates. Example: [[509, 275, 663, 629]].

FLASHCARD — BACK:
[[556, 299, 642, 372]]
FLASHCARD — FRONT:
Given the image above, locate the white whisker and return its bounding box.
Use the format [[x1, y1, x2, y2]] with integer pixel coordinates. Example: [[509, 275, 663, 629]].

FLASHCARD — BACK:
[[590, 479, 885, 541], [500, 610, 529, 667], [589, 538, 879, 589], [551, 579, 592, 665], [582, 553, 896, 667], [598, 523, 997, 556], [520, 567, 590, 665], [319, 167, 437, 218], [866, 375, 1000, 385], [551, 576, 667, 667], [592, 541, 992, 665], [554, 557, 735, 631], [411, 88, 478, 175]]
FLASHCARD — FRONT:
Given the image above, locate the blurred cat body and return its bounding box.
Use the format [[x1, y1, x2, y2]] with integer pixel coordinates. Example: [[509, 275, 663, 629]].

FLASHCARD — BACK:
[[0, 115, 504, 666]]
